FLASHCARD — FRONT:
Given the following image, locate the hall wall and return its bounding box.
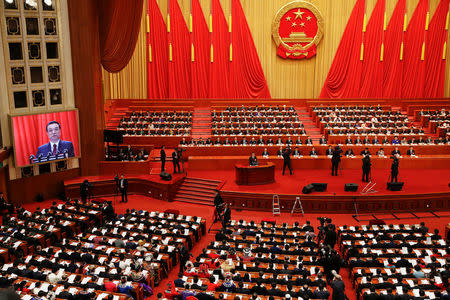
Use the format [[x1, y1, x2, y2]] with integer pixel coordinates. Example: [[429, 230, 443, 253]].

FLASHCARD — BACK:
[[102, 0, 450, 99]]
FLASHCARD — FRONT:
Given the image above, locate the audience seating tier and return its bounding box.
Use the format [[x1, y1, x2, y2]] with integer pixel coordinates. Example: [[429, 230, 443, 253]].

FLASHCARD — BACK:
[[188, 155, 450, 170], [181, 145, 450, 156]]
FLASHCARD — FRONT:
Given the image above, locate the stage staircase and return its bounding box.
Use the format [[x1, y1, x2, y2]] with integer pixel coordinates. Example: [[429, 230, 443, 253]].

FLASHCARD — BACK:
[[173, 177, 221, 206], [191, 107, 211, 139], [295, 106, 323, 144]]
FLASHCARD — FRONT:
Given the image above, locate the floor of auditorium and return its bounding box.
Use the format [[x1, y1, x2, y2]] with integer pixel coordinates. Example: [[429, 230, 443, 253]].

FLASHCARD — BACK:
[[23, 196, 450, 300]]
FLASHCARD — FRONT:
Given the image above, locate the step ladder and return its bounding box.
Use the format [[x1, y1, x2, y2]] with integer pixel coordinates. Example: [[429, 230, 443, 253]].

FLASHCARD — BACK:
[[272, 195, 281, 215], [291, 197, 304, 216]]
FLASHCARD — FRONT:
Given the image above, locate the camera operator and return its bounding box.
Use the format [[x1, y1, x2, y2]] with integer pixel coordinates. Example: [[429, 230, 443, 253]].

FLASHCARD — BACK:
[[80, 180, 91, 203]]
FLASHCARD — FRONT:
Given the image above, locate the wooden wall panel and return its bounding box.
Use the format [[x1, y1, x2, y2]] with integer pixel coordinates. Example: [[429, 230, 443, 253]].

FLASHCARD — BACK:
[[68, 0, 104, 175], [7, 168, 80, 204], [103, 0, 450, 99], [0, 165, 8, 201]]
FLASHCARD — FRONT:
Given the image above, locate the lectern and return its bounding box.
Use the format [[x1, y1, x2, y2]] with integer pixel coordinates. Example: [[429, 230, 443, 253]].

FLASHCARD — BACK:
[[235, 162, 275, 185]]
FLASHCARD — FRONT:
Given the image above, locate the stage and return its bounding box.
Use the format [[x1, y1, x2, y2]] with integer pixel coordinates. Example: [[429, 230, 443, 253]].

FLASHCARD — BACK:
[[187, 168, 450, 213], [63, 163, 450, 213]]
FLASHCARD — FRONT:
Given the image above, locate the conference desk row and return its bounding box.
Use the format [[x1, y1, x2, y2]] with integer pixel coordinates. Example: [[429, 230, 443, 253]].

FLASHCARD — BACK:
[[188, 155, 450, 170], [181, 145, 450, 157]]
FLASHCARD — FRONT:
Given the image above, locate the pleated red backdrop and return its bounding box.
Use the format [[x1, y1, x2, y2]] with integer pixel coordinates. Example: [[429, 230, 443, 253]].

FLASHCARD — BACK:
[[319, 0, 365, 99], [98, 0, 143, 73], [168, 0, 192, 99], [191, 0, 210, 99], [230, 0, 271, 99], [424, 0, 450, 98], [209, 0, 231, 98], [359, 0, 385, 98], [147, 0, 169, 99], [401, 0, 428, 98], [382, 0, 406, 98]]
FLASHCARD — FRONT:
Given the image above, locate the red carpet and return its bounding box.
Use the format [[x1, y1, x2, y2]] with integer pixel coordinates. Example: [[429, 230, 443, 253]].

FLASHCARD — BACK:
[[22, 196, 450, 300], [188, 168, 450, 196]]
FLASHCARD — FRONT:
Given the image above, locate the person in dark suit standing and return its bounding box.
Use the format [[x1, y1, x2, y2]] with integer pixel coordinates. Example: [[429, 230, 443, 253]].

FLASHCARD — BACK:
[[172, 148, 180, 174], [249, 152, 258, 166], [362, 154, 371, 182], [331, 146, 342, 176], [36, 121, 75, 158], [282, 146, 293, 175], [222, 203, 231, 229], [119, 174, 128, 203], [177, 147, 186, 173], [390, 155, 399, 183], [160, 145, 166, 172], [331, 275, 346, 300]]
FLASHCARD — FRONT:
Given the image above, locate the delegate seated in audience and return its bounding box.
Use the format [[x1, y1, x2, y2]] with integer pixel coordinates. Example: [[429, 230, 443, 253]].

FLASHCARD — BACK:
[[249, 153, 258, 166], [292, 147, 301, 157], [310, 147, 318, 156], [392, 136, 400, 144], [262, 148, 269, 157], [360, 148, 371, 156], [407, 146, 416, 156], [345, 149, 355, 157], [277, 147, 283, 157], [377, 148, 385, 157], [325, 146, 333, 156], [391, 146, 401, 156], [345, 135, 353, 144], [305, 136, 313, 145]]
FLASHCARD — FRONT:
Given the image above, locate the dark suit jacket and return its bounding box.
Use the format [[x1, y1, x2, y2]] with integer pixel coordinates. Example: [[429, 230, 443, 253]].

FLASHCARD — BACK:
[[119, 178, 128, 192], [36, 140, 75, 157]]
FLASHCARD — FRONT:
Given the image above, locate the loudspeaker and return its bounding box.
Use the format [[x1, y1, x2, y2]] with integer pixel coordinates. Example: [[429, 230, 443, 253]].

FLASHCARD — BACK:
[[302, 184, 314, 194], [312, 183, 327, 192], [344, 183, 358, 192], [387, 182, 404, 191], [160, 171, 172, 181]]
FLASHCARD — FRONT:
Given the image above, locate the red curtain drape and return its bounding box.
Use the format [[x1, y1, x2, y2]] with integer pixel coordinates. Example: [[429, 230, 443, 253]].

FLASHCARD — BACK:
[[320, 0, 365, 98], [168, 0, 192, 99], [12, 111, 80, 167], [98, 0, 143, 73], [401, 0, 428, 98], [191, 0, 210, 99], [230, 0, 271, 98], [359, 0, 385, 98], [209, 0, 231, 98], [147, 0, 169, 99], [424, 0, 450, 98], [382, 0, 405, 98]]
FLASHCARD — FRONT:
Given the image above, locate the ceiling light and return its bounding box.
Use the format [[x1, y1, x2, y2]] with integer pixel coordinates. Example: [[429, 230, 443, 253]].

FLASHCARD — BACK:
[[5, 0, 14, 4], [26, 0, 37, 8], [44, 0, 52, 6]]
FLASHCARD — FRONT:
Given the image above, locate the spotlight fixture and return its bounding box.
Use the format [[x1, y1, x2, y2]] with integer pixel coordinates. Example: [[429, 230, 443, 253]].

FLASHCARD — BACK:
[[44, 0, 52, 6], [5, 0, 14, 4]]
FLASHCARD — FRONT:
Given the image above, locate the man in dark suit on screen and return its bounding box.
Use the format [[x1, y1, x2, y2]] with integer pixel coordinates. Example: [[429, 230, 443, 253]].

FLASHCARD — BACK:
[[36, 121, 74, 158]]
